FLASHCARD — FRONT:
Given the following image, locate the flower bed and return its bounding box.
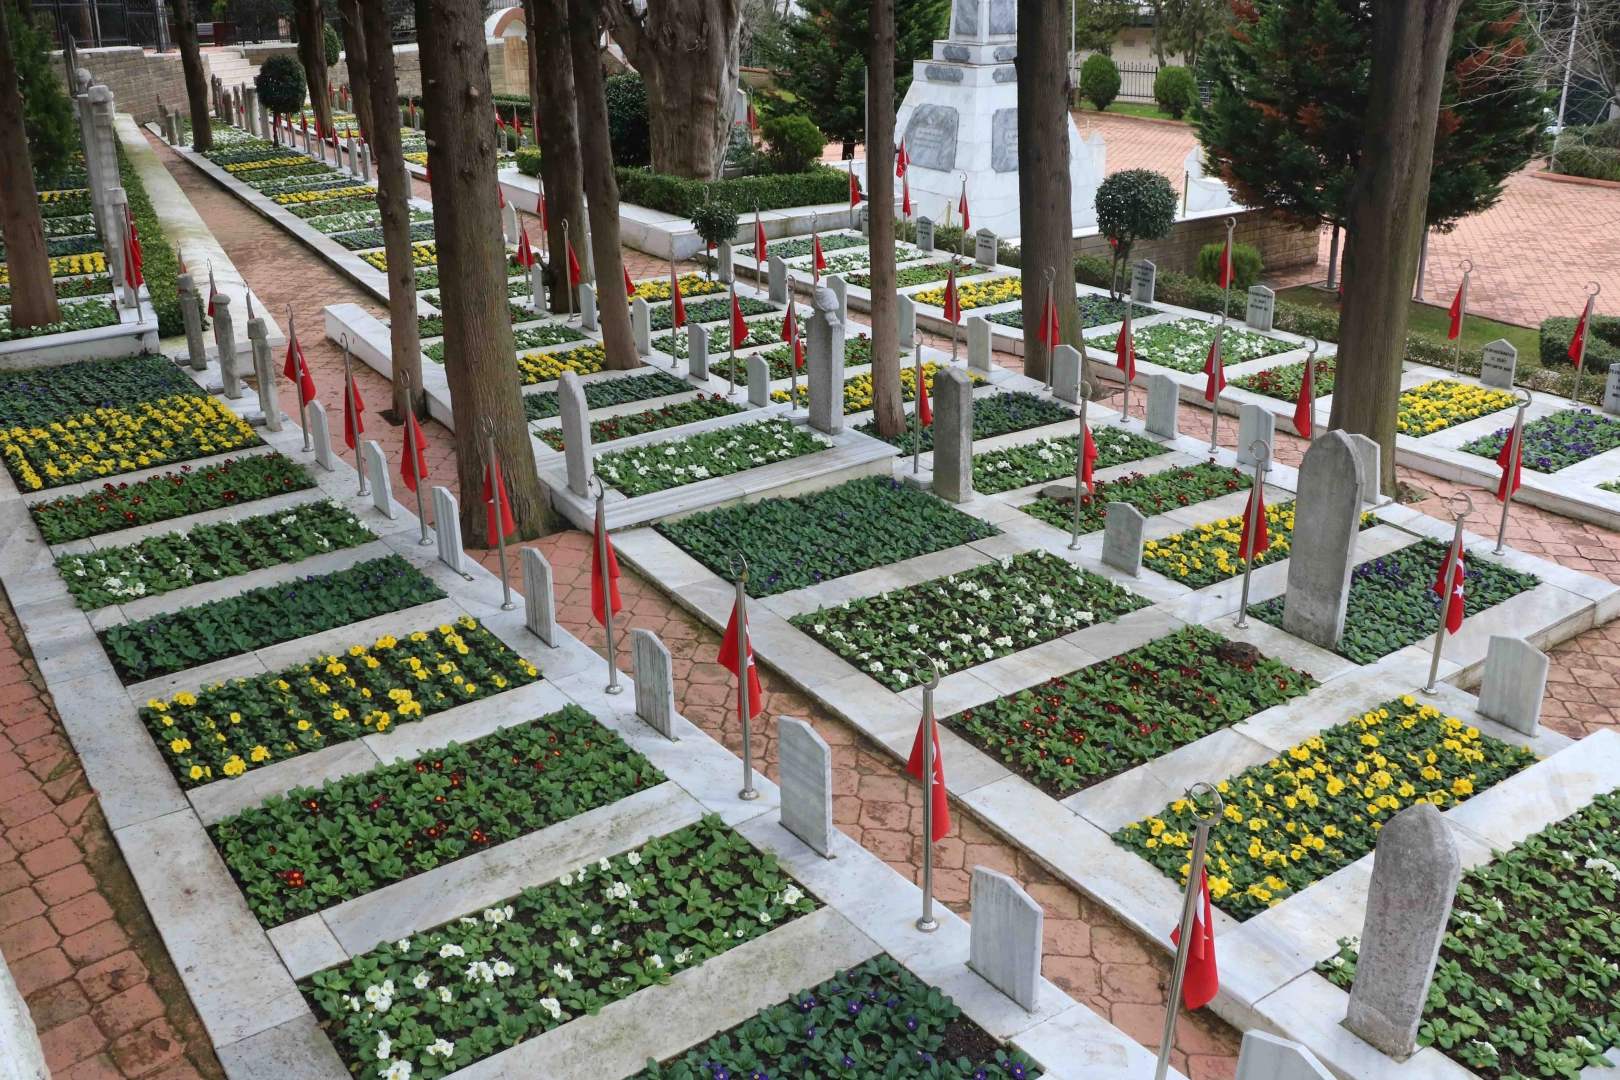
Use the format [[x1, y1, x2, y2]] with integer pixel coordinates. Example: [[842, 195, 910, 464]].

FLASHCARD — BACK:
[[1229, 356, 1337, 401], [791, 550, 1147, 690], [594, 418, 830, 497], [858, 391, 1074, 453], [361, 242, 438, 272], [427, 322, 585, 365], [0, 275, 113, 306], [650, 294, 775, 332], [0, 298, 119, 341], [1460, 408, 1620, 473], [1318, 791, 1620, 1079], [272, 185, 376, 207], [1251, 539, 1540, 664], [1019, 462, 1252, 535], [1131, 320, 1295, 373], [0, 252, 106, 283], [1397, 379, 1518, 436], [39, 188, 92, 216], [738, 231, 865, 261], [28, 454, 315, 543], [515, 343, 606, 384], [948, 627, 1316, 797], [334, 222, 436, 251], [651, 315, 786, 358], [988, 294, 1153, 330], [1144, 502, 1377, 589], [309, 209, 432, 235], [0, 354, 198, 427], [752, 332, 872, 383], [241, 163, 333, 187], [523, 371, 692, 421], [847, 258, 992, 289], [214, 707, 663, 927], [285, 194, 377, 218], [40, 213, 98, 238], [975, 428, 1168, 494], [630, 955, 1043, 1080], [139, 614, 540, 786], [658, 475, 999, 597], [59, 500, 373, 609], [535, 395, 741, 449], [1115, 696, 1539, 920], [912, 275, 1020, 310], [104, 553, 447, 683], [769, 361, 986, 410], [635, 272, 727, 302], [302, 815, 817, 1080]]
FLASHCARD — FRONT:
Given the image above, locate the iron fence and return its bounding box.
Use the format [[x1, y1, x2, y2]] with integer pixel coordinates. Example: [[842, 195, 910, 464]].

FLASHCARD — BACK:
[[1117, 61, 1157, 100]]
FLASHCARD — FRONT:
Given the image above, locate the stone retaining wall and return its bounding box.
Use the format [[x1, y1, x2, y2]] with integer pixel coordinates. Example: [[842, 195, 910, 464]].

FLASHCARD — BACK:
[[1075, 208, 1318, 275]]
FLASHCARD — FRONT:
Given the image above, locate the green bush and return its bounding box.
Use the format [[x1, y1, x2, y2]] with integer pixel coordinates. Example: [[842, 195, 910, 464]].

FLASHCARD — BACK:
[[690, 200, 740, 251], [605, 72, 651, 168], [323, 23, 340, 66], [1195, 241, 1264, 288], [1095, 169, 1176, 270], [1153, 65, 1198, 120], [116, 142, 185, 338], [760, 113, 826, 175], [255, 54, 307, 116], [1080, 53, 1121, 111], [514, 145, 542, 178], [1540, 314, 1620, 373], [1549, 126, 1620, 182], [616, 166, 849, 218], [7, 5, 76, 177]]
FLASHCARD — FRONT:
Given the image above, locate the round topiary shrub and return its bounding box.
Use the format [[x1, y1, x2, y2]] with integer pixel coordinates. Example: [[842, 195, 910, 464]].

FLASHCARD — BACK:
[[1095, 168, 1177, 293], [604, 72, 651, 168], [1080, 54, 1121, 112], [760, 113, 826, 175], [514, 145, 542, 178], [255, 54, 307, 116], [1195, 241, 1264, 289], [324, 23, 341, 66], [690, 199, 740, 278], [1153, 65, 1197, 120]]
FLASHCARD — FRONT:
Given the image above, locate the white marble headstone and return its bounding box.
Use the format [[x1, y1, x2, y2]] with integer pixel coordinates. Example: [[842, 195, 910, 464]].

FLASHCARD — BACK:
[[778, 717, 834, 857], [1478, 339, 1518, 390]]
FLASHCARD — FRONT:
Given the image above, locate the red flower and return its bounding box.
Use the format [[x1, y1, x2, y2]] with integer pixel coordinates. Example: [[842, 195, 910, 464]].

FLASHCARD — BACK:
[[415, 762, 427, 772], [470, 828, 490, 845], [283, 869, 306, 887]]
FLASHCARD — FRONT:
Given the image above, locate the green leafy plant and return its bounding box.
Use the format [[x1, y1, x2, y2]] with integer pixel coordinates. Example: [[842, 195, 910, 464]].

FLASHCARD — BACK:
[[1081, 53, 1123, 111], [594, 418, 831, 498], [632, 955, 1042, 1080], [604, 71, 651, 167], [302, 815, 818, 1080], [1117, 695, 1539, 920], [138, 614, 542, 787], [1133, 318, 1292, 372], [1153, 65, 1199, 119], [1194, 241, 1263, 288], [324, 22, 341, 65], [6, 4, 76, 176], [616, 166, 851, 219], [1095, 169, 1177, 288], [760, 113, 827, 174], [213, 708, 664, 927], [858, 391, 1075, 453], [1540, 313, 1620, 374], [1251, 539, 1540, 664], [950, 627, 1316, 797], [792, 549, 1148, 689], [1020, 462, 1253, 535], [116, 142, 187, 337], [514, 145, 542, 178], [651, 293, 774, 331], [689, 200, 740, 265], [255, 54, 308, 116], [658, 475, 999, 597], [536, 395, 741, 448], [0, 352, 204, 425], [0, 298, 118, 342], [974, 428, 1168, 494]]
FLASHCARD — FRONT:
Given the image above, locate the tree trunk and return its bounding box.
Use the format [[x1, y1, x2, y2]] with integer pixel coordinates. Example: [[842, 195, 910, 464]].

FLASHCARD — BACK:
[[336, 0, 373, 144], [605, 0, 744, 180], [569, 0, 638, 369], [527, 0, 587, 308], [867, 0, 903, 437], [416, 0, 559, 540], [293, 0, 334, 139], [172, 0, 212, 151], [1016, 0, 1076, 386], [360, 0, 424, 423], [1329, 0, 1462, 496], [0, 4, 58, 330]]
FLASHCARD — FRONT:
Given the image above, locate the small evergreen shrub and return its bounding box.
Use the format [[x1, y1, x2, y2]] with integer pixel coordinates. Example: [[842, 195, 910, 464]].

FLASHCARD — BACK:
[[1195, 241, 1264, 289], [1080, 54, 1121, 111], [1153, 65, 1198, 120], [514, 146, 542, 178], [760, 114, 826, 175], [255, 54, 308, 116]]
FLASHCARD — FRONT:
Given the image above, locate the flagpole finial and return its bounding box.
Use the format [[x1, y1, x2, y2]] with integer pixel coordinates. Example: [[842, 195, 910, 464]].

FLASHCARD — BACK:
[[727, 550, 749, 584], [1458, 258, 1473, 275], [1444, 489, 1475, 524], [1590, 280, 1603, 298], [1304, 335, 1317, 358], [910, 654, 940, 691], [1184, 781, 1225, 825], [587, 472, 606, 501], [1247, 438, 1270, 466]]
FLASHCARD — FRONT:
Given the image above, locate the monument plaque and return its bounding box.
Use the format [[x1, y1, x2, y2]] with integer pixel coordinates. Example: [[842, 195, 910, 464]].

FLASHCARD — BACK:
[[974, 229, 997, 267], [1606, 368, 1620, 417], [991, 109, 1018, 172], [916, 216, 935, 253], [1131, 261, 1156, 304], [953, 0, 979, 37], [904, 105, 960, 172], [1479, 339, 1518, 390], [987, 0, 1015, 33], [1245, 285, 1276, 333]]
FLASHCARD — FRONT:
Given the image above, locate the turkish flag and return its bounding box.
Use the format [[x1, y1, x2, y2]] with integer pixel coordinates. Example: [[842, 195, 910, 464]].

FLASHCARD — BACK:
[[1239, 493, 1270, 560], [400, 412, 429, 494], [1115, 322, 1136, 382], [1496, 431, 1523, 502], [717, 595, 763, 721], [495, 106, 507, 131], [483, 456, 515, 541], [514, 113, 524, 139], [1079, 424, 1099, 493], [755, 211, 768, 262], [746, 100, 758, 132], [283, 335, 317, 407], [124, 206, 144, 285], [1036, 289, 1060, 347], [1215, 241, 1233, 289], [516, 229, 536, 269], [731, 291, 749, 349], [1293, 358, 1316, 439], [1432, 544, 1466, 634], [812, 232, 827, 280], [566, 241, 582, 288], [896, 140, 908, 177], [849, 169, 861, 208], [905, 714, 951, 842], [902, 172, 911, 217], [623, 264, 636, 298], [670, 267, 686, 329], [916, 369, 933, 428], [1448, 283, 1464, 341], [1202, 327, 1225, 403], [943, 264, 961, 325], [783, 303, 803, 369], [342, 377, 365, 450], [498, 185, 505, 209], [590, 516, 622, 625], [1570, 300, 1591, 365], [206, 265, 218, 316], [1169, 869, 1219, 1010], [958, 186, 971, 232]]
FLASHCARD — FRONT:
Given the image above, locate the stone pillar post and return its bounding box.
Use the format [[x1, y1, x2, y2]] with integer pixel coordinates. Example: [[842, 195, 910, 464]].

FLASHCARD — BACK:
[[178, 274, 208, 371], [212, 294, 241, 398], [806, 286, 845, 435], [248, 317, 282, 430]]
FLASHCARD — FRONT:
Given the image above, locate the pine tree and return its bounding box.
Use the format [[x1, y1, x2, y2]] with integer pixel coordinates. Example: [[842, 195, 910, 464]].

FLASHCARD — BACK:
[[759, 0, 947, 155], [1195, 0, 1548, 232]]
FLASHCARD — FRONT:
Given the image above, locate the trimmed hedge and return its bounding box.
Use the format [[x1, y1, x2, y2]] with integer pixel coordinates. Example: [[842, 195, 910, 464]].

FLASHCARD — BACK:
[[616, 165, 853, 218], [116, 140, 184, 337], [515, 145, 541, 177], [1541, 314, 1620, 374]]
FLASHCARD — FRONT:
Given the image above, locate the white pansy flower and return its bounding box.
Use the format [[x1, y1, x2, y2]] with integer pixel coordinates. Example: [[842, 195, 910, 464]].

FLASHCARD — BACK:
[[627, 851, 641, 866], [439, 943, 465, 958], [437, 987, 453, 1003], [758, 911, 772, 923], [427, 1038, 455, 1058], [375, 1034, 392, 1060], [382, 1061, 412, 1080], [648, 954, 664, 969], [459, 917, 478, 926], [396, 938, 412, 951], [553, 963, 574, 982], [539, 997, 562, 1019], [413, 971, 431, 989], [483, 907, 506, 924], [560, 872, 573, 886], [781, 885, 803, 905], [590, 924, 602, 936], [492, 960, 514, 978]]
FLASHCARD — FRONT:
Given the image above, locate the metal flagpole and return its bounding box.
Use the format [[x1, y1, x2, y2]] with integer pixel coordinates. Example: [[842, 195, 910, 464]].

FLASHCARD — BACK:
[[483, 420, 516, 611], [670, 256, 683, 369], [590, 474, 623, 695], [1043, 267, 1056, 390], [912, 330, 924, 475], [1154, 782, 1225, 1080], [1423, 491, 1474, 695], [914, 657, 941, 932], [563, 220, 576, 325], [1303, 337, 1318, 437], [1209, 316, 1225, 452], [1220, 217, 1236, 321], [787, 274, 801, 406], [401, 369, 431, 546], [1233, 440, 1269, 628], [1069, 390, 1089, 551], [730, 552, 759, 801], [1118, 301, 1133, 424], [728, 279, 739, 398], [1494, 389, 1532, 555], [1572, 282, 1600, 405], [289, 306, 312, 453], [1452, 260, 1472, 375], [341, 335, 368, 497]]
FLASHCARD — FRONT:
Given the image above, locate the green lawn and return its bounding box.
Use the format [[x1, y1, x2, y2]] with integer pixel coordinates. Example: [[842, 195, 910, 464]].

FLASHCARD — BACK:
[[1275, 287, 1540, 357], [1072, 102, 1184, 123]]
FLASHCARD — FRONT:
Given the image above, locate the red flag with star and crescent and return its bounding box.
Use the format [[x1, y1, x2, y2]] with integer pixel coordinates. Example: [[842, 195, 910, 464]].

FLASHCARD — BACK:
[[1036, 287, 1061, 347], [400, 411, 429, 494], [623, 264, 636, 298], [1079, 424, 1099, 493], [812, 232, 827, 281], [902, 172, 912, 217], [515, 229, 536, 269], [717, 595, 763, 721], [1432, 544, 1467, 634], [1448, 282, 1465, 341], [849, 167, 861, 208], [782, 302, 803, 369], [206, 265, 219, 316], [754, 211, 768, 263], [958, 183, 971, 232], [590, 517, 622, 625], [731, 291, 749, 349], [916, 369, 933, 428], [1215, 240, 1234, 289], [1115, 321, 1136, 382], [342, 376, 365, 451], [670, 267, 687, 329], [483, 456, 515, 540], [896, 140, 908, 177], [1202, 324, 1226, 404], [283, 331, 317, 408], [1293, 357, 1316, 439], [1570, 299, 1592, 365], [1169, 869, 1219, 1009], [905, 713, 950, 842], [566, 241, 582, 287], [1496, 432, 1523, 503], [943, 263, 961, 325], [1240, 491, 1270, 560]]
